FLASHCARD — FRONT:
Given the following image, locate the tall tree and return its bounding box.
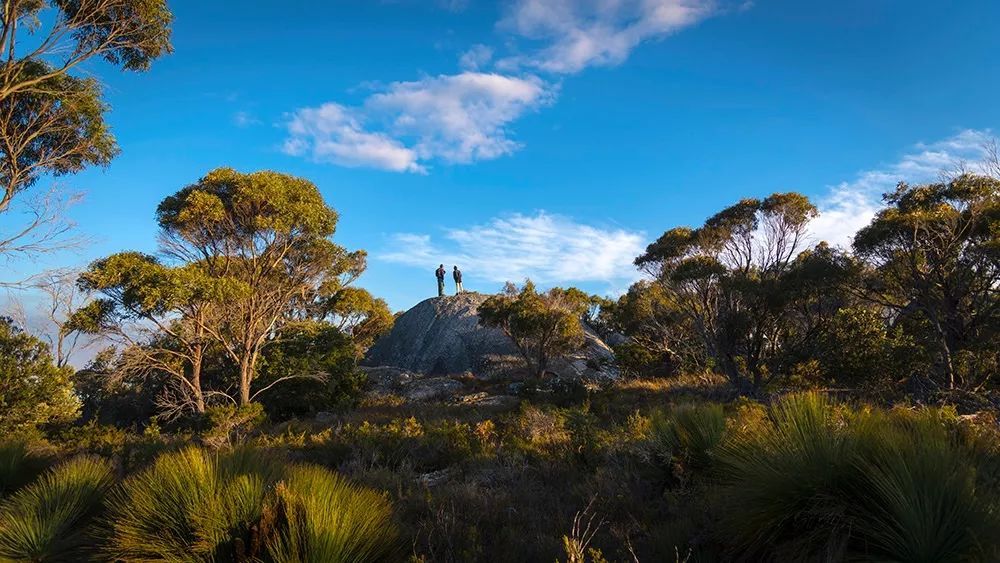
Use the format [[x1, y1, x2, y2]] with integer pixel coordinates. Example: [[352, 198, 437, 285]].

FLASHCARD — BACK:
[[853, 174, 1000, 389], [635, 193, 818, 390], [156, 168, 367, 405], [478, 281, 590, 378], [70, 252, 238, 413], [0, 0, 172, 265]]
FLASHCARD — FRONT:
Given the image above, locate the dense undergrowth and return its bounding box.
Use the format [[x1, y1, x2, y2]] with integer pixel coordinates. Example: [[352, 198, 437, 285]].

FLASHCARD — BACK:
[[1, 379, 998, 562]]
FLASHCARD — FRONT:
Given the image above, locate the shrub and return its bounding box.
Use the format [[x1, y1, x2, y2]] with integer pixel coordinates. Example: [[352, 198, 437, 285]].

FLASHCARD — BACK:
[[0, 441, 49, 498], [0, 318, 80, 433], [715, 392, 1000, 561], [105, 446, 400, 562], [650, 403, 726, 468], [266, 464, 399, 562], [0, 455, 114, 561], [202, 403, 267, 448]]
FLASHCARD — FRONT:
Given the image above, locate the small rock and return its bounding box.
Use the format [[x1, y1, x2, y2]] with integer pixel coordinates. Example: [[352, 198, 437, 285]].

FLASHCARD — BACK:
[[314, 411, 336, 424], [416, 468, 454, 487], [403, 377, 463, 402]]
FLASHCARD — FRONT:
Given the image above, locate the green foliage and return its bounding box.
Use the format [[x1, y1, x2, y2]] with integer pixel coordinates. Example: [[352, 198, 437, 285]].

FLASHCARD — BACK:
[[257, 321, 367, 419], [0, 0, 172, 214], [604, 281, 702, 377], [650, 403, 725, 468], [0, 455, 114, 561], [0, 441, 49, 498], [105, 446, 398, 562], [201, 403, 267, 449], [0, 318, 80, 433], [715, 392, 1000, 561], [266, 465, 399, 562], [853, 174, 1000, 389], [479, 280, 590, 377], [154, 167, 374, 407], [634, 192, 821, 390]]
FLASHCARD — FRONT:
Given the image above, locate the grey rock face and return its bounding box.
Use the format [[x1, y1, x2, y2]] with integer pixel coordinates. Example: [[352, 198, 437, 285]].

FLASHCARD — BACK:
[[364, 293, 519, 375], [364, 292, 619, 381]]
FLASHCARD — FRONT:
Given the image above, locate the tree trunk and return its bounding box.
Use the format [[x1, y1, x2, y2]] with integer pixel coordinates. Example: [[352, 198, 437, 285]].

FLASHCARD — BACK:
[[191, 343, 205, 413], [239, 355, 252, 406]]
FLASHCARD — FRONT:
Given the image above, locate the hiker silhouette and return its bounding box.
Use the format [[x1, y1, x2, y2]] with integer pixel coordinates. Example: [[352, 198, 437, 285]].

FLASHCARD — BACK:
[[435, 264, 446, 297]]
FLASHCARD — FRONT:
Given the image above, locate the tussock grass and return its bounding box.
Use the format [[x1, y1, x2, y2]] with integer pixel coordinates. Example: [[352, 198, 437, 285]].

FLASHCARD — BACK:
[[104, 446, 283, 560], [0, 455, 114, 561], [651, 403, 726, 468], [0, 441, 48, 498], [105, 446, 399, 562], [267, 464, 399, 563], [715, 392, 1000, 561]]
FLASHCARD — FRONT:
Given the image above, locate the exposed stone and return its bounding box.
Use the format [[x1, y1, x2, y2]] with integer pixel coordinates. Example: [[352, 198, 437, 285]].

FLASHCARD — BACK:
[[401, 377, 463, 402], [361, 365, 415, 394], [364, 292, 619, 380]]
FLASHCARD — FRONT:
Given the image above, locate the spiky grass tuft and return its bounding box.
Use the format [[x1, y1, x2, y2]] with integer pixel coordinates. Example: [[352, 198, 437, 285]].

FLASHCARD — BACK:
[[0, 455, 114, 561], [266, 464, 400, 563], [715, 392, 1000, 561]]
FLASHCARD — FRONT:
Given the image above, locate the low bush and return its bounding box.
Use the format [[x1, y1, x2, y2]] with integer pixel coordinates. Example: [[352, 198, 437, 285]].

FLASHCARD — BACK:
[[0, 455, 114, 561], [0, 441, 50, 498], [104, 446, 399, 562], [715, 392, 1000, 561]]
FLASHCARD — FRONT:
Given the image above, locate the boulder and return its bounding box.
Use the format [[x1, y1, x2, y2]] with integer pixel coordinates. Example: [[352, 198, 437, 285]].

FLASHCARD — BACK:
[[402, 377, 463, 402], [364, 292, 619, 380]]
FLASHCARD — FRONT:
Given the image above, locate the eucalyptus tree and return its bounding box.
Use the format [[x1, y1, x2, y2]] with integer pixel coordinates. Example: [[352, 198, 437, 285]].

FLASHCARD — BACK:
[[853, 174, 1000, 389], [635, 193, 818, 390], [70, 252, 240, 413], [0, 0, 172, 263], [478, 280, 590, 378], [156, 168, 376, 405]]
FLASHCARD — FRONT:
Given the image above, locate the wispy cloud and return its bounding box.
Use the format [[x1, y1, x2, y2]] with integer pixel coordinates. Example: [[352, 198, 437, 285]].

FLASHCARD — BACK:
[[459, 44, 494, 71], [283, 0, 727, 172], [809, 129, 994, 248], [283, 73, 553, 172], [498, 0, 719, 74], [380, 212, 646, 288], [232, 110, 260, 128]]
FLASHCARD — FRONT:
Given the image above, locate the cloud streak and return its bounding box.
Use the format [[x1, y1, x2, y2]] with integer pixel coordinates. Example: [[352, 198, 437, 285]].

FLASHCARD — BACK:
[[283, 0, 724, 172], [283, 73, 553, 173], [498, 0, 718, 74], [809, 129, 994, 248], [380, 212, 646, 288]]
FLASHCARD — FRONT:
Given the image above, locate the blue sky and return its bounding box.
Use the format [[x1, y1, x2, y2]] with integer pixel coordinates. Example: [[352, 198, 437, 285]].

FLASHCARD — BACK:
[[11, 0, 1000, 312]]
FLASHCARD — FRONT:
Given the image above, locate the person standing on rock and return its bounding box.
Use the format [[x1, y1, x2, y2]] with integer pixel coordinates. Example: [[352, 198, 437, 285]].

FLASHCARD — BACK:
[[453, 265, 464, 294], [436, 264, 446, 297]]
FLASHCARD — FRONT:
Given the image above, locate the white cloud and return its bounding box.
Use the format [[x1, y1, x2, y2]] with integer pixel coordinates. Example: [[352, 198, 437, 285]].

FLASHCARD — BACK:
[[283, 103, 424, 173], [283, 73, 552, 172], [380, 212, 646, 287], [810, 129, 994, 248], [284, 0, 728, 172], [459, 44, 494, 70], [498, 0, 719, 74]]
